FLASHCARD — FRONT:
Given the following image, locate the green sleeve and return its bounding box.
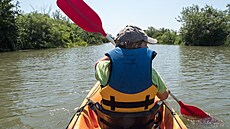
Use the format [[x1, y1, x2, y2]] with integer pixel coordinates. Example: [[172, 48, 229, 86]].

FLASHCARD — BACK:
[[95, 61, 110, 86], [152, 68, 168, 94]]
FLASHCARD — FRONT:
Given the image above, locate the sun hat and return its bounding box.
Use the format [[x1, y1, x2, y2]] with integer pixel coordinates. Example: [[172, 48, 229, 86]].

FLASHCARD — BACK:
[[114, 25, 157, 46]]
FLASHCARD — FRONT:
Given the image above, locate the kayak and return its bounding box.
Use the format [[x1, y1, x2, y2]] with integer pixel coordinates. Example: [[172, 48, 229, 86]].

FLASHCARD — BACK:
[[67, 82, 187, 129]]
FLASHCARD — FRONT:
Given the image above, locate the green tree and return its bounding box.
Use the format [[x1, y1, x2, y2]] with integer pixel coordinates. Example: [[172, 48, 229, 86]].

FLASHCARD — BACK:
[[17, 11, 106, 50], [0, 1, 113, 51], [177, 5, 229, 46], [0, 0, 20, 51], [224, 4, 230, 46], [145, 27, 182, 45], [158, 31, 176, 45], [145, 27, 159, 38], [17, 13, 57, 49]]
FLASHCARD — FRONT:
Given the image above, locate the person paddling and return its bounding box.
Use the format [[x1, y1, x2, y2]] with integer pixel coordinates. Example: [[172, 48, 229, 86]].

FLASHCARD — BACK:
[[94, 25, 169, 129]]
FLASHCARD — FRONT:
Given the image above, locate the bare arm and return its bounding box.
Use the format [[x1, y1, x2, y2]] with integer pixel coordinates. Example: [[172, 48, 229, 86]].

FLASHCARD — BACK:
[[157, 89, 169, 100]]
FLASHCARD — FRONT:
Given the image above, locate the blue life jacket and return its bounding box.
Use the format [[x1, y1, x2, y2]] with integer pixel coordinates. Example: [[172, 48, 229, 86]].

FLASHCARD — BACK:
[[100, 47, 158, 112], [106, 47, 156, 93]]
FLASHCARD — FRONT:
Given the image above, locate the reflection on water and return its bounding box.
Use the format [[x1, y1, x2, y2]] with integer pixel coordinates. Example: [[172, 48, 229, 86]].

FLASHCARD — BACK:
[[0, 44, 229, 129]]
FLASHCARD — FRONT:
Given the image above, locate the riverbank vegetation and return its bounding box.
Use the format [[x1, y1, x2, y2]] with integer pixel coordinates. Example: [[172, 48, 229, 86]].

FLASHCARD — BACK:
[[0, 1, 229, 52], [145, 4, 230, 46], [0, 0, 107, 52]]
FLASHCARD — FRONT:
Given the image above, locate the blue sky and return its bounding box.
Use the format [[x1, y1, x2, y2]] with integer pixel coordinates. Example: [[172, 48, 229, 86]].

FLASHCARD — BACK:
[[14, 0, 229, 36]]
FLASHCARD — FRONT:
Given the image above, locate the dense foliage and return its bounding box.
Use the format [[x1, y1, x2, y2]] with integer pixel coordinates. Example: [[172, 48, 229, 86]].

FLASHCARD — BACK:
[[145, 4, 229, 46], [0, 0, 107, 52], [0, 0, 20, 51], [16, 11, 106, 49], [1, 1, 229, 52], [224, 4, 230, 46], [177, 5, 230, 46], [145, 27, 183, 45]]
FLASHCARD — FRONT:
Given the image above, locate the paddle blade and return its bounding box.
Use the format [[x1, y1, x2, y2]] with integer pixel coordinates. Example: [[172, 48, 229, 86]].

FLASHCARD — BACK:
[[178, 101, 210, 118], [57, 0, 107, 36]]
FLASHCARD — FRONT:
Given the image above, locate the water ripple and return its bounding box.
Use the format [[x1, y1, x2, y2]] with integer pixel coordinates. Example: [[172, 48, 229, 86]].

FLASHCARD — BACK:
[[0, 45, 230, 128]]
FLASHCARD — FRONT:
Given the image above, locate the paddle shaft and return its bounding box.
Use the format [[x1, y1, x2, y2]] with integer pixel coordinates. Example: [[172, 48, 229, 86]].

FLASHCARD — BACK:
[[169, 91, 180, 103], [105, 34, 115, 45]]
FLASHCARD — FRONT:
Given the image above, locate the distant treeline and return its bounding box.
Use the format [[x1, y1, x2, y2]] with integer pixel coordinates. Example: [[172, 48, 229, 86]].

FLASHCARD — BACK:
[[0, 1, 229, 52], [145, 4, 230, 46]]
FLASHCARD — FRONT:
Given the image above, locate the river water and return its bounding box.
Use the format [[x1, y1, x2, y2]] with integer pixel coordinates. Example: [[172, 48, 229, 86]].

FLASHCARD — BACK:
[[0, 44, 229, 129]]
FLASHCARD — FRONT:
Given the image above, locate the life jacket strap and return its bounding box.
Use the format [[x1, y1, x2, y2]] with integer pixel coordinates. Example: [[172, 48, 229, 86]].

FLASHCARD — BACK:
[[99, 117, 154, 129], [91, 100, 163, 129], [102, 95, 154, 111]]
